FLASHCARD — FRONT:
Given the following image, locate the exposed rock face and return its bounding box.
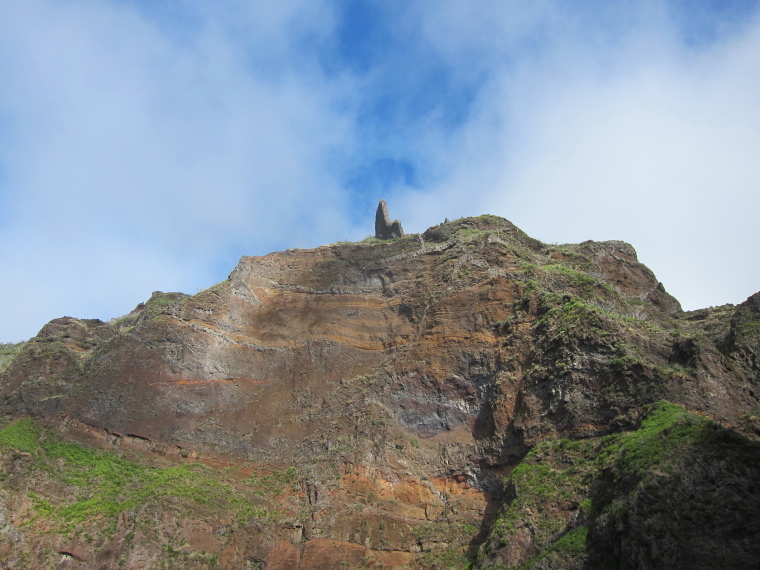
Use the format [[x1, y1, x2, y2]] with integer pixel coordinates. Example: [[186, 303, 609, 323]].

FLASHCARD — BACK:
[[375, 199, 405, 239], [0, 214, 758, 568]]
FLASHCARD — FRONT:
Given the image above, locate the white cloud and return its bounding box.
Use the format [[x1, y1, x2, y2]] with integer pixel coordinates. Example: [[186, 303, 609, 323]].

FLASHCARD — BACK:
[[399, 2, 760, 310], [1, 0, 758, 341], [0, 0, 353, 341]]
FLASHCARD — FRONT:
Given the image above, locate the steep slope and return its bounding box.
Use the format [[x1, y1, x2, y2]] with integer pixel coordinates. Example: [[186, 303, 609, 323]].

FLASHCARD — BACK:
[[476, 401, 760, 569], [0, 215, 758, 568]]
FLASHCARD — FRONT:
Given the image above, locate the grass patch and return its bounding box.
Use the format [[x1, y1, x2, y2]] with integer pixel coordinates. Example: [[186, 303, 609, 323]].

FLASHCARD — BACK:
[[0, 341, 27, 373], [537, 297, 614, 345], [518, 526, 589, 570], [0, 417, 40, 452], [483, 437, 600, 565], [244, 466, 298, 497], [595, 401, 705, 475], [143, 291, 188, 321], [481, 401, 760, 568], [0, 419, 272, 535], [456, 227, 491, 240], [541, 264, 608, 291], [553, 525, 588, 555], [360, 236, 385, 244], [418, 545, 471, 570]]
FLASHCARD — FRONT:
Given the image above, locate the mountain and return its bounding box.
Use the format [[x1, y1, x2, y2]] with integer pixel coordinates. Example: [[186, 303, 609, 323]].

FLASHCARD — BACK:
[[1, 214, 758, 569]]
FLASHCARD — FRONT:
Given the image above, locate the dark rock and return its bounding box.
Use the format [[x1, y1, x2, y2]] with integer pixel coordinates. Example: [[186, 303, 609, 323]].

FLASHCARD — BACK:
[[375, 199, 404, 239]]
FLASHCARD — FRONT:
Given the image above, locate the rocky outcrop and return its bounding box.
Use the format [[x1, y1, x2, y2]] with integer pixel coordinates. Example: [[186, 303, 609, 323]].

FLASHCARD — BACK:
[[476, 402, 760, 569], [375, 199, 404, 239], [0, 214, 757, 568]]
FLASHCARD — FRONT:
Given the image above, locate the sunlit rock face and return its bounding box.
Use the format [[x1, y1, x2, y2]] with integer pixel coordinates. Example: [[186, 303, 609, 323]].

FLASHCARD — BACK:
[[1, 214, 758, 568]]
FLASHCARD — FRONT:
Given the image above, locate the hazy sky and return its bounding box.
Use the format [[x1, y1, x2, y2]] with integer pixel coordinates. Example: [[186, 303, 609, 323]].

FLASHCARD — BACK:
[[1, 0, 759, 342]]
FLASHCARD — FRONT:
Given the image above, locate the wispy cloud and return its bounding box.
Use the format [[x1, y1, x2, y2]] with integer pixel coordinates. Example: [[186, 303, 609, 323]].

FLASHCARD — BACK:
[[1, 0, 758, 341], [397, 1, 760, 311], [0, 0, 351, 340]]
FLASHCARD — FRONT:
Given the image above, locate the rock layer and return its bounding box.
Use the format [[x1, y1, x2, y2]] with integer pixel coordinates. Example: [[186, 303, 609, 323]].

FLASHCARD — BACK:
[[0, 214, 758, 568]]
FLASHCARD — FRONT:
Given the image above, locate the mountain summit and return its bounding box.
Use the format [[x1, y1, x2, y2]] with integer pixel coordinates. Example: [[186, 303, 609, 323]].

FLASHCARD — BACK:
[[1, 214, 758, 568]]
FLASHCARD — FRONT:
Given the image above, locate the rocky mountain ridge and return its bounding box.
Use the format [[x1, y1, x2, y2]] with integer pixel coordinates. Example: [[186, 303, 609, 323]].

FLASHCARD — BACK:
[[0, 214, 758, 568]]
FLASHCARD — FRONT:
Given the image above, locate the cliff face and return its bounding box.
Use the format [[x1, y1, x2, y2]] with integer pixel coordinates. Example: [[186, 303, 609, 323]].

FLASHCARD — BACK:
[[1, 215, 758, 568]]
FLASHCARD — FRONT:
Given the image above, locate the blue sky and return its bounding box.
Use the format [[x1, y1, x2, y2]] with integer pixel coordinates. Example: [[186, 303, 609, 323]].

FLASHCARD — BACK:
[[1, 0, 759, 342]]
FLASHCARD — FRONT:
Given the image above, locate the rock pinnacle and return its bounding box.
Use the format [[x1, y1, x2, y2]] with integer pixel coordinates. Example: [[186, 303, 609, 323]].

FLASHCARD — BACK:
[[374, 199, 404, 239]]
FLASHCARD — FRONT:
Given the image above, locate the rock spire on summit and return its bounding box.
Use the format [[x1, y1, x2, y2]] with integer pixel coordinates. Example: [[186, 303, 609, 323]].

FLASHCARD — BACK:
[[374, 200, 404, 240]]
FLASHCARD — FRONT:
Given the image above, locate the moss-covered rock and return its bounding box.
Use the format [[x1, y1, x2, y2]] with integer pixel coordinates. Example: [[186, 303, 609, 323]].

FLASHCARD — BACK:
[[477, 402, 760, 569]]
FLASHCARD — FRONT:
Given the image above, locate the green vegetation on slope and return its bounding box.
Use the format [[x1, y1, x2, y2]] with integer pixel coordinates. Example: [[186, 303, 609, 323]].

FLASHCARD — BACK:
[[478, 401, 760, 569], [244, 465, 299, 497], [0, 341, 26, 374], [0, 418, 275, 537]]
